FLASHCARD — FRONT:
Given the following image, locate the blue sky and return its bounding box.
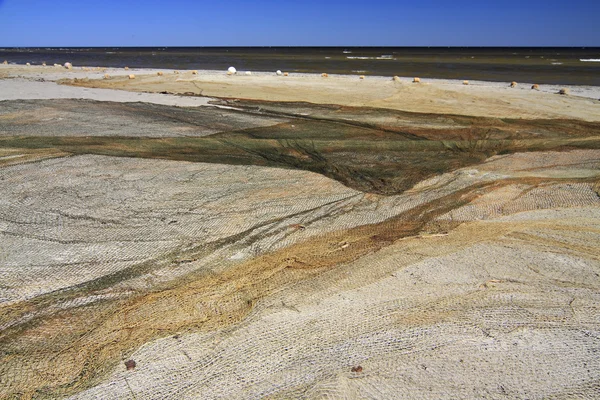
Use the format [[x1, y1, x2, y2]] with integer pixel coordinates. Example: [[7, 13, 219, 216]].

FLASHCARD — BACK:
[[0, 0, 598, 47]]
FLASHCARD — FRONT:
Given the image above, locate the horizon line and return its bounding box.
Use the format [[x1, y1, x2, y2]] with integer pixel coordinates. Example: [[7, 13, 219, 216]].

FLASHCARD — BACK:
[[2, 45, 599, 49]]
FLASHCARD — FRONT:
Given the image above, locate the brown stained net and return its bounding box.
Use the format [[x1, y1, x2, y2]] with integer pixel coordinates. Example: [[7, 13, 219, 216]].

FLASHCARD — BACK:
[[1, 97, 600, 398], [0, 148, 69, 167], [0, 176, 595, 398]]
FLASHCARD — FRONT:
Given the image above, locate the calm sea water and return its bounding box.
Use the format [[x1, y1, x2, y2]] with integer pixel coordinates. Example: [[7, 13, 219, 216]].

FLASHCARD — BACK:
[[1, 47, 599, 85]]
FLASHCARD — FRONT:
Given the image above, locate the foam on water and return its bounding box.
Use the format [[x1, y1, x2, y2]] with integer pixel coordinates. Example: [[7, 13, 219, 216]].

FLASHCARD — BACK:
[[347, 56, 396, 60]]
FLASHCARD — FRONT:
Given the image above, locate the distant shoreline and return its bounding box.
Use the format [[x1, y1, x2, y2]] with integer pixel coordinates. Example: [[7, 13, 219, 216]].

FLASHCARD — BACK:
[[2, 46, 600, 49], [2, 46, 599, 86], [2, 63, 598, 122], [3, 62, 600, 95]]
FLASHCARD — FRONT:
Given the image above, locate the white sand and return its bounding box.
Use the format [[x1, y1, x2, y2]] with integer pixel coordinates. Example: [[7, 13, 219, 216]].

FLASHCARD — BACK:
[[0, 78, 213, 107]]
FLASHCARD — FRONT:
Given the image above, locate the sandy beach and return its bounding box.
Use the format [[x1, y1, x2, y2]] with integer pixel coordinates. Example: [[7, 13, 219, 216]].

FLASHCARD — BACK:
[[1, 61, 600, 399], [2, 63, 600, 120]]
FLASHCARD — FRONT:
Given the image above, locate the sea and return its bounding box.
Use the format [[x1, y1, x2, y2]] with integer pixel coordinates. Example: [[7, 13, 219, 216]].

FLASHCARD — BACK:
[[1, 47, 599, 86]]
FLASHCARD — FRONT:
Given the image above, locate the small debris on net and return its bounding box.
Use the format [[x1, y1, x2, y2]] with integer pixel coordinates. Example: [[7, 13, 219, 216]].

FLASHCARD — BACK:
[[125, 359, 136, 370], [289, 223, 306, 231], [351, 366, 363, 373]]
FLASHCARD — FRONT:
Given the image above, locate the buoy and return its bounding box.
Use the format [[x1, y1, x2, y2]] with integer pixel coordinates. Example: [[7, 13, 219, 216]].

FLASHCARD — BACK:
[[42, 62, 46, 66], [463, 80, 469, 85], [124, 66, 129, 70], [393, 76, 401, 82], [2, 60, 7, 65], [321, 73, 329, 78], [245, 71, 252, 76], [276, 70, 283, 76], [413, 77, 421, 83], [228, 66, 237, 74], [26, 63, 31, 66], [64, 62, 73, 70], [174, 71, 179, 74], [360, 75, 365, 79], [531, 84, 539, 90], [283, 72, 289, 76], [510, 81, 517, 88], [104, 73, 110, 79], [559, 88, 569, 95], [128, 74, 135, 79], [157, 71, 163, 76], [192, 70, 198, 75]]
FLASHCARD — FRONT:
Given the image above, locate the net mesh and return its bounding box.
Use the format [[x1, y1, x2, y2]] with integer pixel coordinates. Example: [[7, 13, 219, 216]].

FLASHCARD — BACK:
[[0, 97, 599, 399]]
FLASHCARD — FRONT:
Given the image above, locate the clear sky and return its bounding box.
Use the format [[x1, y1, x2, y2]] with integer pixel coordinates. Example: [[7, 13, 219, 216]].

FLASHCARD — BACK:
[[0, 0, 599, 47]]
